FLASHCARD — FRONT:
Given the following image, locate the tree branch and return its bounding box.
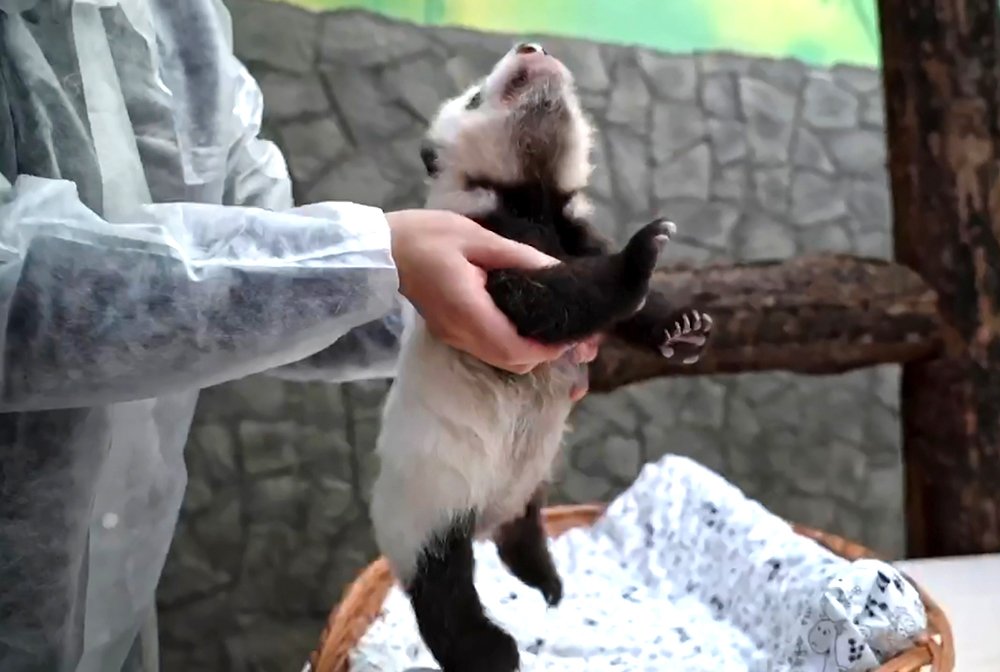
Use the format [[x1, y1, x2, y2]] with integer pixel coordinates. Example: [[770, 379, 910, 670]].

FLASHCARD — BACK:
[[588, 254, 943, 392]]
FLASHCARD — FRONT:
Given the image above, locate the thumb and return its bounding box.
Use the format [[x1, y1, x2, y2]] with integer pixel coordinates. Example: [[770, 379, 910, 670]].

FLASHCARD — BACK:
[[463, 228, 559, 271]]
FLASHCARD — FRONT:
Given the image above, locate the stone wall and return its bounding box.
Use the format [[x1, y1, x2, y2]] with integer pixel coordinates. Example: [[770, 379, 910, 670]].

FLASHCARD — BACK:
[[156, 1, 902, 670]]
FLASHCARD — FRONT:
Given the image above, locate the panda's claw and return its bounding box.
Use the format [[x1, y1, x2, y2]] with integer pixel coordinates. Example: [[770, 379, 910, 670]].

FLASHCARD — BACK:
[[659, 309, 713, 363]]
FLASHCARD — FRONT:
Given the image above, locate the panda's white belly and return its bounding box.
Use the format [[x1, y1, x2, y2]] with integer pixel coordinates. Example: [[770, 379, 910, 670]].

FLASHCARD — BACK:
[[369, 313, 577, 579]]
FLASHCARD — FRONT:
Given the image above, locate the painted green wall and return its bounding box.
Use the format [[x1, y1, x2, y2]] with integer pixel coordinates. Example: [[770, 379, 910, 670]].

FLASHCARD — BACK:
[[282, 0, 881, 68]]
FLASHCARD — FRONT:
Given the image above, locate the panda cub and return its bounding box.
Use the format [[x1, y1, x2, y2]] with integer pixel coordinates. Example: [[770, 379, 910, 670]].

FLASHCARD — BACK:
[[369, 43, 713, 672]]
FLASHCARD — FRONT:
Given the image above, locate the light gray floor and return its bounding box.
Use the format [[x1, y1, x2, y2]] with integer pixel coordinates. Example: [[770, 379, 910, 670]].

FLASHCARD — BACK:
[[895, 554, 1000, 672]]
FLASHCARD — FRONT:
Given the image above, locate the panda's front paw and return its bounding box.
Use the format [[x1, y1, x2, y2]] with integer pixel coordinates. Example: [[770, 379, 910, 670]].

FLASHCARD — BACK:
[[659, 310, 712, 364]]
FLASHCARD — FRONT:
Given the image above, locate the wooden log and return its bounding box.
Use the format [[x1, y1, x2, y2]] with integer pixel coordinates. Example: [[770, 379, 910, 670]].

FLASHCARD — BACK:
[[588, 254, 942, 392], [878, 0, 1000, 557]]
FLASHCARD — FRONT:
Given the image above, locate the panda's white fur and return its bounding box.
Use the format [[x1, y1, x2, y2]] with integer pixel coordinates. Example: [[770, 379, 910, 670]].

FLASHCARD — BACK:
[[369, 45, 595, 583], [369, 308, 579, 581], [423, 47, 595, 219]]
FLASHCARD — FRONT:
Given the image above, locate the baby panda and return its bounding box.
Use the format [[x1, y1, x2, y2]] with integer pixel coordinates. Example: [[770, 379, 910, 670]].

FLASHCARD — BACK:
[[369, 43, 713, 672]]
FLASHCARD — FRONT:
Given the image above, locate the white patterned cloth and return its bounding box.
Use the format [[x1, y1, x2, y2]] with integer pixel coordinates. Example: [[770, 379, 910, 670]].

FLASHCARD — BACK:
[[348, 455, 927, 672]]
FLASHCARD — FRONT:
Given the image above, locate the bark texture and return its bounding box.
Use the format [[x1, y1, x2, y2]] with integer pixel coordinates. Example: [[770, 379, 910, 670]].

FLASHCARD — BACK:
[[589, 254, 942, 392], [878, 0, 1000, 556]]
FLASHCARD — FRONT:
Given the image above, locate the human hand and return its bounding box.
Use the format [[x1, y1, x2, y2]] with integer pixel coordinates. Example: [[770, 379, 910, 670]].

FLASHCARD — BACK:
[[387, 209, 585, 374], [565, 333, 603, 402], [569, 334, 602, 366]]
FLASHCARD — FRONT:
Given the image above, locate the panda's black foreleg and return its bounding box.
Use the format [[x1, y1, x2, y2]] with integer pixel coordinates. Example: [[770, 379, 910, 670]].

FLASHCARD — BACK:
[[494, 487, 563, 607], [406, 512, 521, 672], [559, 217, 714, 364], [484, 218, 673, 344]]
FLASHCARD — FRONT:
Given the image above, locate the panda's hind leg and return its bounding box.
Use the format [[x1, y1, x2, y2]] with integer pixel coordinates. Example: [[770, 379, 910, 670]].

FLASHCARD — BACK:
[[494, 487, 563, 607], [406, 511, 521, 672]]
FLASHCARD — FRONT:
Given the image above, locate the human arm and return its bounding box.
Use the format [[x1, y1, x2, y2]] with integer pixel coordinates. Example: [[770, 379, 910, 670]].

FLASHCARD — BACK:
[[0, 182, 596, 408], [220, 59, 407, 384], [263, 311, 404, 383], [0, 175, 398, 412]]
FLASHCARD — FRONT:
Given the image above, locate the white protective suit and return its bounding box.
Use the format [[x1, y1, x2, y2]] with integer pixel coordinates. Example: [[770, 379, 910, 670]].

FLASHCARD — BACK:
[[0, 1, 404, 670]]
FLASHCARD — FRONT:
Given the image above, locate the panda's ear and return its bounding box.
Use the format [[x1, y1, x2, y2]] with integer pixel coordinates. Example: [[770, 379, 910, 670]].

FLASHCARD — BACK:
[[420, 142, 440, 177]]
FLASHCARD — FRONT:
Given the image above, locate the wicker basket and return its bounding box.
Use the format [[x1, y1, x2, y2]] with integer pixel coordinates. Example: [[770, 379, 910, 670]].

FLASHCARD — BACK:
[[307, 504, 955, 672]]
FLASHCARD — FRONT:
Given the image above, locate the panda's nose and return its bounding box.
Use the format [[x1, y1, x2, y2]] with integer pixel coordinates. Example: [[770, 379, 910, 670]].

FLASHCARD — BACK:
[[515, 43, 546, 56]]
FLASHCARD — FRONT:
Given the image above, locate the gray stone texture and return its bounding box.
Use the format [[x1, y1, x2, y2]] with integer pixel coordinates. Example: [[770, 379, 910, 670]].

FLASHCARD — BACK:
[[160, 2, 901, 670]]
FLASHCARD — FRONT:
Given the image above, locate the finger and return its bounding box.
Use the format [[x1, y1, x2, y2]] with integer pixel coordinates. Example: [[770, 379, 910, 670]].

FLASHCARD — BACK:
[[455, 335, 551, 374], [425, 285, 560, 372], [463, 229, 560, 271], [478, 315, 570, 368], [445, 260, 572, 370], [571, 339, 601, 364], [567, 333, 604, 364], [463, 292, 571, 368], [505, 362, 537, 375], [465, 260, 567, 368]]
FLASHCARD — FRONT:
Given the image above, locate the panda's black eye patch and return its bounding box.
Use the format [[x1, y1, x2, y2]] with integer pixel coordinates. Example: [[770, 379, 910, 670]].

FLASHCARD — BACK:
[[466, 89, 483, 110]]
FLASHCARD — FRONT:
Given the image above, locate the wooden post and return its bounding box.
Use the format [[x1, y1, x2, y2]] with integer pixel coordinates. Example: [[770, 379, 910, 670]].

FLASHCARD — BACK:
[[878, 0, 1000, 556]]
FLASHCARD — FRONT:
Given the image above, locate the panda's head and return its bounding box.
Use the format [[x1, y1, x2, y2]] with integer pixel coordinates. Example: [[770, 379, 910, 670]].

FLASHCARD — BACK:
[[421, 43, 594, 197]]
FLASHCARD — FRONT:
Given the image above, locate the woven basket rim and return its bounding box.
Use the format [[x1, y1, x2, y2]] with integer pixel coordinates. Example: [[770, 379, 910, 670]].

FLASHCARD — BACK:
[[308, 503, 955, 672]]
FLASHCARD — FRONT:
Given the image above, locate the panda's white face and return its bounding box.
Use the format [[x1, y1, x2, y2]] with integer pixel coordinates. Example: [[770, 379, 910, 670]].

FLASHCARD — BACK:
[[423, 43, 594, 198]]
